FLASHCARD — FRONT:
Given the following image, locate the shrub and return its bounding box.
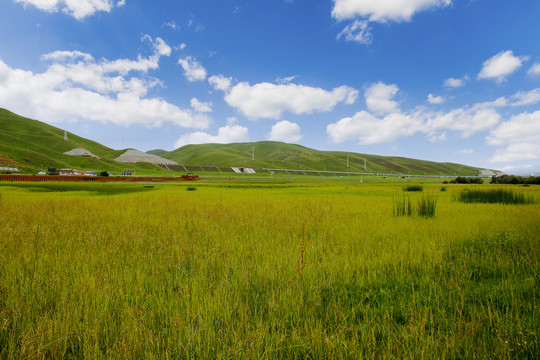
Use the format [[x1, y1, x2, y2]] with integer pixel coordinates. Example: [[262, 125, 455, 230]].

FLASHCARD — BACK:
[[440, 186, 447, 192], [99, 171, 109, 177], [457, 189, 533, 205], [404, 185, 423, 192], [453, 176, 483, 184], [187, 186, 197, 191]]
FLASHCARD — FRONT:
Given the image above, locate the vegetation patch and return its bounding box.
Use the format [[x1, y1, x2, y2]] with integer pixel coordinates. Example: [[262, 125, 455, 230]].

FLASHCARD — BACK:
[[457, 188, 534, 205], [0, 182, 155, 195], [394, 193, 438, 217], [403, 185, 423, 192]]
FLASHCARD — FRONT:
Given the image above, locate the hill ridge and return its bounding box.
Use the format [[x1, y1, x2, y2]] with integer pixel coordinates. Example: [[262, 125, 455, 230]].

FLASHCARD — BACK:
[[1, 108, 494, 176]]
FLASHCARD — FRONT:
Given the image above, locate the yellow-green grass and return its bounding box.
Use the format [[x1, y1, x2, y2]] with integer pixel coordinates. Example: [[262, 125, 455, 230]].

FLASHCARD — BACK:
[[0, 181, 538, 359]]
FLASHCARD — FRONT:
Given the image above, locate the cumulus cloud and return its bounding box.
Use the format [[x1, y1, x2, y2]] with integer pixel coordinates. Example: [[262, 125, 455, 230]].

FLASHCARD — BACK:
[[332, 0, 452, 22], [190, 98, 212, 113], [0, 36, 211, 129], [268, 120, 302, 142], [337, 19, 373, 44], [15, 0, 118, 20], [486, 111, 540, 147], [208, 75, 233, 92], [327, 82, 506, 146], [327, 111, 420, 144], [365, 82, 399, 114], [427, 94, 445, 104], [178, 56, 207, 82], [478, 50, 529, 83], [219, 81, 358, 120], [444, 76, 468, 88], [528, 62, 540, 77], [490, 143, 540, 163], [174, 124, 249, 148]]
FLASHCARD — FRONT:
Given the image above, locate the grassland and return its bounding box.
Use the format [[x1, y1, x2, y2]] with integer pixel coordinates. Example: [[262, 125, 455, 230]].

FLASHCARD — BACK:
[[0, 179, 538, 359]]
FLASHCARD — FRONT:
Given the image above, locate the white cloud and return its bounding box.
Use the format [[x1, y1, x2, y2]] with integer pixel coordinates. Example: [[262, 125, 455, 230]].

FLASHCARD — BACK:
[[490, 143, 540, 163], [221, 81, 358, 120], [162, 21, 179, 31], [332, 0, 452, 22], [337, 19, 373, 44], [478, 50, 529, 83], [178, 56, 206, 82], [427, 93, 445, 104], [444, 76, 468, 88], [327, 111, 421, 144], [365, 82, 399, 114], [208, 75, 232, 92], [457, 149, 474, 154], [190, 98, 212, 113], [424, 107, 500, 138], [508, 88, 540, 106], [485, 111, 540, 163], [528, 62, 540, 77], [327, 90, 503, 145], [174, 125, 249, 148], [0, 37, 211, 130], [276, 75, 297, 84], [486, 111, 540, 146], [15, 0, 117, 20], [117, 0, 125, 7], [268, 120, 302, 142]]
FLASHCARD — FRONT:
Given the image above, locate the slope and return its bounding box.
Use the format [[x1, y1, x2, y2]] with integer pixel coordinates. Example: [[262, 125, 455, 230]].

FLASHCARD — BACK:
[[162, 141, 489, 176], [0, 108, 158, 173]]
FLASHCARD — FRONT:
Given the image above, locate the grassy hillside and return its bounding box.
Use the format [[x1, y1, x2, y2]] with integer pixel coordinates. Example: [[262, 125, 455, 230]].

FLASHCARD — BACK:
[[162, 141, 487, 176], [0, 108, 159, 174], [1, 108, 492, 176]]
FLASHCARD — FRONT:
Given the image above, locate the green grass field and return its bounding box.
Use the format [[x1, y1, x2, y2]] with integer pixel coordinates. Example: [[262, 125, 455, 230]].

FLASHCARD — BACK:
[[0, 179, 538, 359]]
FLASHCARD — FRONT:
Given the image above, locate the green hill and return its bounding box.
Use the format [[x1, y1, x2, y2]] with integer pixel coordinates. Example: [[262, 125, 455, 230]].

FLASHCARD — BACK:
[[0, 108, 159, 174], [162, 141, 489, 176], [1, 108, 493, 176]]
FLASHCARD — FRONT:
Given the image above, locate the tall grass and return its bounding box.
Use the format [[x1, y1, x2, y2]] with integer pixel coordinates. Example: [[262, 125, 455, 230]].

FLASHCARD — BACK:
[[394, 193, 438, 217], [0, 181, 538, 358], [417, 193, 438, 217], [457, 188, 534, 204]]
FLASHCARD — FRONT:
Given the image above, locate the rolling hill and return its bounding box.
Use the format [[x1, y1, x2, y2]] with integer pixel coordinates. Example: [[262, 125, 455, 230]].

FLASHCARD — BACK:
[[1, 108, 494, 176], [161, 141, 491, 176], [0, 108, 162, 173]]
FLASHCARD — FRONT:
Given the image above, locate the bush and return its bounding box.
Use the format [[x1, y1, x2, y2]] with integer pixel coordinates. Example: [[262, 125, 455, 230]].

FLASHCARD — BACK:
[[186, 186, 197, 191], [491, 175, 540, 185], [440, 186, 447, 192], [457, 189, 533, 205], [404, 185, 423, 192], [452, 176, 483, 184], [100, 171, 109, 177]]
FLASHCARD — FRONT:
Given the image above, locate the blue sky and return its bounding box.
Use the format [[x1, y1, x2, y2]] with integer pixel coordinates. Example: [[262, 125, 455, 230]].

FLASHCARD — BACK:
[[1, 0, 539, 174]]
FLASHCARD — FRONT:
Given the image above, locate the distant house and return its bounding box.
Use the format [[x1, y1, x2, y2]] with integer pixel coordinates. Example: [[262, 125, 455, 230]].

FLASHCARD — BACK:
[[59, 169, 74, 175]]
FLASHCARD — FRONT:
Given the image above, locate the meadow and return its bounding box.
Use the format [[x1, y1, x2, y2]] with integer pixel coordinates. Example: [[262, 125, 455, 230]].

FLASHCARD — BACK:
[[0, 178, 538, 359]]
